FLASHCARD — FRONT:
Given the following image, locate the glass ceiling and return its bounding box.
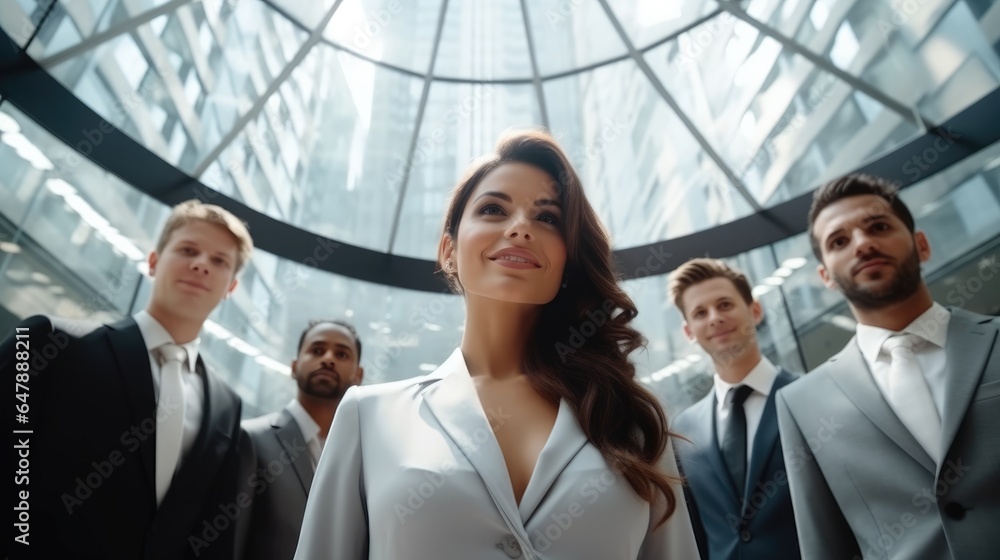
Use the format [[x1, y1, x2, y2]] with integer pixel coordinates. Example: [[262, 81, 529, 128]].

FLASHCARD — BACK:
[[6, 0, 998, 260]]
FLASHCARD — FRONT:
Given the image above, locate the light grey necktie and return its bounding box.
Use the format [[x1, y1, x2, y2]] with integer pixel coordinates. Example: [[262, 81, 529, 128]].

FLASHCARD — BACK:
[[156, 343, 187, 506], [883, 334, 941, 462]]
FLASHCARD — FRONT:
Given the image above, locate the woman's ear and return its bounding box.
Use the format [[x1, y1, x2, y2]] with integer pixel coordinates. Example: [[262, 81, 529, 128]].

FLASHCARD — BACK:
[[438, 235, 454, 272]]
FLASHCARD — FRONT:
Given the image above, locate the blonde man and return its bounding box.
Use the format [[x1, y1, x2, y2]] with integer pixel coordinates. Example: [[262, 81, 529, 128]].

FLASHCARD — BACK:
[[668, 258, 800, 560], [2, 200, 253, 560]]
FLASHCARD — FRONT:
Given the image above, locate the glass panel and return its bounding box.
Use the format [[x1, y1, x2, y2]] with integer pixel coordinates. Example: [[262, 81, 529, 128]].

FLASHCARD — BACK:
[[322, 0, 443, 74], [605, 0, 718, 50], [647, 17, 922, 208], [393, 82, 542, 258], [545, 59, 753, 248], [201, 46, 424, 252], [753, 0, 1000, 123], [432, 0, 532, 80], [1, 0, 51, 49], [265, 0, 336, 31], [523, 0, 628, 76], [26, 0, 165, 60], [0, 103, 157, 322], [40, 0, 308, 173]]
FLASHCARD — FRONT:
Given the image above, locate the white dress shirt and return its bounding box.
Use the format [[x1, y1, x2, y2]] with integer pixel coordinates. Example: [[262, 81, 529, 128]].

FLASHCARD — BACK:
[[713, 356, 780, 467], [856, 302, 950, 419], [134, 310, 204, 463], [286, 398, 324, 468]]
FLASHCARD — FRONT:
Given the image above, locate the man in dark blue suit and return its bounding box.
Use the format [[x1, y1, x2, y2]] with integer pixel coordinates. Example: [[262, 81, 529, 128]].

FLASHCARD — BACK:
[[669, 259, 800, 560]]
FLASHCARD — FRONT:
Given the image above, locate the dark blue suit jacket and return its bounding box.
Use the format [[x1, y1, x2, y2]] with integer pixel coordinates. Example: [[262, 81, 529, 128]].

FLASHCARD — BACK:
[[673, 368, 800, 560]]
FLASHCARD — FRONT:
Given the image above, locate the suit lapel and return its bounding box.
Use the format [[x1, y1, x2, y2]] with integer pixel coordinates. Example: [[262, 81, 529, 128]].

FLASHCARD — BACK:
[[422, 349, 525, 532], [272, 409, 314, 492], [106, 318, 157, 508], [937, 309, 997, 473], [743, 369, 793, 513], [165, 358, 234, 507], [518, 398, 587, 522], [830, 340, 935, 473]]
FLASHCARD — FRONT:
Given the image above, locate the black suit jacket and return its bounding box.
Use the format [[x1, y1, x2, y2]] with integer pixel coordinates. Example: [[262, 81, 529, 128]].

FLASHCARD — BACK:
[[3, 314, 243, 560], [673, 368, 800, 560]]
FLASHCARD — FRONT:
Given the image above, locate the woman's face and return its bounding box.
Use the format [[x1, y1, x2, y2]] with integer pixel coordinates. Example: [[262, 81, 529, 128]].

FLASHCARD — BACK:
[[444, 162, 568, 305]]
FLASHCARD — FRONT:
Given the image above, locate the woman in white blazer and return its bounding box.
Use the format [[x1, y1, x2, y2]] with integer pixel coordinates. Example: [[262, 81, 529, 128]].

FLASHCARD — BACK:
[[294, 130, 700, 560]]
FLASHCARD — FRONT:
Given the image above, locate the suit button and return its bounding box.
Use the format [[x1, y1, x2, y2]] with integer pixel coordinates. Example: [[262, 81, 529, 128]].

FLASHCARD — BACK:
[[944, 502, 966, 520], [496, 535, 522, 558], [740, 529, 752, 543]]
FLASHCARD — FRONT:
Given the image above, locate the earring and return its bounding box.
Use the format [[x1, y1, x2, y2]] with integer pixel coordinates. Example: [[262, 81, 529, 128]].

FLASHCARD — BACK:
[[561, 279, 568, 289]]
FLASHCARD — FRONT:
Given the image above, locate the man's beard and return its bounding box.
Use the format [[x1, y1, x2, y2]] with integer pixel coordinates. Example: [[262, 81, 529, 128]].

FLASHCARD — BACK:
[[298, 370, 346, 399], [833, 247, 921, 310]]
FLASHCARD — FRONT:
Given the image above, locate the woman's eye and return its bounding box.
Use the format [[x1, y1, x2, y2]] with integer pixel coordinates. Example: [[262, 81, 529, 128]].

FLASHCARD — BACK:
[[537, 213, 560, 225], [479, 204, 504, 215]]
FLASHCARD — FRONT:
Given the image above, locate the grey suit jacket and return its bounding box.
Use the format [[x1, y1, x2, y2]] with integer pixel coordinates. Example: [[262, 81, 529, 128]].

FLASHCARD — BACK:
[[293, 348, 701, 560], [236, 408, 314, 560], [776, 308, 1000, 560]]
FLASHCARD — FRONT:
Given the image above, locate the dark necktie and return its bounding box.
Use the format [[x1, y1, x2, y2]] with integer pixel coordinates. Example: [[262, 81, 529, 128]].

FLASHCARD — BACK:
[[722, 385, 754, 498]]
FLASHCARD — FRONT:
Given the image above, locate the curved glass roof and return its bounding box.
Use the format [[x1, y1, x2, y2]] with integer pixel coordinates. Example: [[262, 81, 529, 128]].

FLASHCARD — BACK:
[[8, 0, 998, 261]]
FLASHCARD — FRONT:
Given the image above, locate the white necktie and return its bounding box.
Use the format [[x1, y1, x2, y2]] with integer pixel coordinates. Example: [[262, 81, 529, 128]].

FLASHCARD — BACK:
[[883, 334, 941, 462], [156, 344, 187, 506]]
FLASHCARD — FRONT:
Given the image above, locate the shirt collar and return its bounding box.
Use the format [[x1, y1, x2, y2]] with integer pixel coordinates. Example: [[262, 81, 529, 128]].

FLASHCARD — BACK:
[[134, 310, 200, 372], [713, 355, 779, 405], [286, 398, 321, 444], [856, 302, 950, 364]]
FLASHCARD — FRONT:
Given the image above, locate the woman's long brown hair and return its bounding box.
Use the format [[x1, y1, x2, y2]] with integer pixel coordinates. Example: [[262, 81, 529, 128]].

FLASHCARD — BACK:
[[438, 129, 678, 527]]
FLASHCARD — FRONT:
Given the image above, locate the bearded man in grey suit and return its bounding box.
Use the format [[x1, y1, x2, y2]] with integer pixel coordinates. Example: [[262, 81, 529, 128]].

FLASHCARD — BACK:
[[236, 320, 364, 560], [777, 174, 1000, 560]]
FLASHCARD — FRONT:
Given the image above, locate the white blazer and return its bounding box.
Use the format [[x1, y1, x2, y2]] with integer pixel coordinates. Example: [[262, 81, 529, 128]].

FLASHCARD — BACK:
[[294, 348, 701, 560]]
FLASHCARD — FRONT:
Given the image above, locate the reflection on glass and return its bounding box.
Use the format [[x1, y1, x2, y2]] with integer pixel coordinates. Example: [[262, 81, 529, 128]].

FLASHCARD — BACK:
[[546, 59, 753, 247], [605, 0, 718, 50], [393, 82, 542, 258], [322, 0, 442, 73], [752, 0, 1000, 124], [201, 46, 424, 251], [432, 0, 531, 80], [39, 0, 308, 173], [523, 0, 628, 76]]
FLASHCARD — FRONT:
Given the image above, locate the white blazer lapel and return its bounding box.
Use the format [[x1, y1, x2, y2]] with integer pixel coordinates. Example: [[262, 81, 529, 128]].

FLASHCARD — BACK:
[[422, 349, 524, 532], [517, 398, 588, 522]]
